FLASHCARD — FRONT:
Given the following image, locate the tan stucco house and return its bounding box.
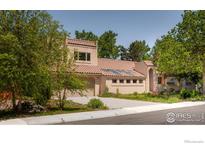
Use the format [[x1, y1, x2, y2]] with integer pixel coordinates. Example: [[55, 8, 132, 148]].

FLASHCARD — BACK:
[[67, 39, 158, 96], [67, 38, 197, 96]]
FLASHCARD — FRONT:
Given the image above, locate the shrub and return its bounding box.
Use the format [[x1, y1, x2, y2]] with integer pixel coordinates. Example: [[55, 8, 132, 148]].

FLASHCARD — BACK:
[[16, 101, 45, 113], [133, 92, 138, 95], [87, 99, 108, 109], [180, 88, 192, 99], [191, 90, 200, 97]]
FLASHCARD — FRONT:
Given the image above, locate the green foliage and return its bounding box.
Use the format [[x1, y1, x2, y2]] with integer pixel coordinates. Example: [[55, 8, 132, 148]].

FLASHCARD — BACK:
[[75, 30, 98, 41], [101, 92, 181, 103], [87, 99, 108, 109], [180, 88, 192, 99], [52, 53, 86, 110], [127, 40, 150, 61], [118, 45, 128, 60], [0, 11, 85, 110], [179, 88, 200, 99], [98, 30, 119, 59], [153, 35, 201, 76], [176, 11, 205, 56]]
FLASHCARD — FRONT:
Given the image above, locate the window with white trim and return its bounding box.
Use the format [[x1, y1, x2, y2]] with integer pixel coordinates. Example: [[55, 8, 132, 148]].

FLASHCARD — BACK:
[[74, 51, 91, 61]]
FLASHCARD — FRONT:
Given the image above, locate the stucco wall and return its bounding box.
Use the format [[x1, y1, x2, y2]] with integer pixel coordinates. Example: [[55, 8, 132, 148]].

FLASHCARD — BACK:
[[67, 44, 98, 66], [105, 79, 146, 94]]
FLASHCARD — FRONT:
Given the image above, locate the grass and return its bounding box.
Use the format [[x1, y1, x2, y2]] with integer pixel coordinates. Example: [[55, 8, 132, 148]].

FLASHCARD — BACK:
[[0, 100, 107, 121], [101, 92, 205, 104]]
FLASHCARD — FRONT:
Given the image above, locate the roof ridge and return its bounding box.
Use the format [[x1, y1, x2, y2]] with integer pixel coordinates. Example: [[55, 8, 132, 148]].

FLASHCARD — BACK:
[[98, 58, 135, 63], [67, 38, 96, 44]]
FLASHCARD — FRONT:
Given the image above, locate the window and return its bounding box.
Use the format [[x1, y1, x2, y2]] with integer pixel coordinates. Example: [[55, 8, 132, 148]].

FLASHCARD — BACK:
[[87, 53, 91, 61], [133, 79, 137, 83], [112, 79, 117, 83], [139, 79, 143, 83], [119, 79, 124, 83], [79, 52, 86, 61], [74, 51, 78, 60], [158, 77, 162, 84], [126, 80, 131, 83], [74, 51, 91, 61]]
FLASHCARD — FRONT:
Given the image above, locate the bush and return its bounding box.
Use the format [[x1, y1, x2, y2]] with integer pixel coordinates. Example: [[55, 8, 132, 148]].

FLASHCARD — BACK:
[[16, 101, 45, 113], [87, 99, 108, 109], [133, 92, 138, 95], [101, 92, 115, 97], [191, 90, 200, 97], [180, 88, 192, 99]]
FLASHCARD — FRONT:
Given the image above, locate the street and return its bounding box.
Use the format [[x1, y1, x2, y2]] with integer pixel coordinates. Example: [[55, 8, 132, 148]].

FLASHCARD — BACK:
[[60, 104, 205, 125]]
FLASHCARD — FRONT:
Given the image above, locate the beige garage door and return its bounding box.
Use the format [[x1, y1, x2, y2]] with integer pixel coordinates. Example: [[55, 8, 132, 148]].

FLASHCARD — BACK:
[[83, 78, 95, 96]]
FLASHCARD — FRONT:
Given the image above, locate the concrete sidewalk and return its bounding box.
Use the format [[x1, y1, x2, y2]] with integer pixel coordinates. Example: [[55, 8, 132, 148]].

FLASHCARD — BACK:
[[1, 101, 205, 125]]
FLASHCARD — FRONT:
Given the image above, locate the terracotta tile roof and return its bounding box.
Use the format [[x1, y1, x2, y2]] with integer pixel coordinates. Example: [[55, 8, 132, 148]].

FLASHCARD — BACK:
[[98, 58, 144, 77], [98, 58, 136, 70], [75, 65, 101, 74], [66, 38, 96, 47], [75, 58, 146, 78]]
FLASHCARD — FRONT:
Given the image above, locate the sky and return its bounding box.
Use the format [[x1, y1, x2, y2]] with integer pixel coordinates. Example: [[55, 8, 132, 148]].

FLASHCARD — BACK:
[[48, 10, 183, 48]]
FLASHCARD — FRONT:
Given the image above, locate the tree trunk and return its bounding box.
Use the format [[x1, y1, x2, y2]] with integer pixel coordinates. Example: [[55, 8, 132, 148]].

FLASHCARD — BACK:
[[11, 90, 16, 111], [202, 62, 205, 94], [62, 88, 66, 100], [176, 77, 182, 91]]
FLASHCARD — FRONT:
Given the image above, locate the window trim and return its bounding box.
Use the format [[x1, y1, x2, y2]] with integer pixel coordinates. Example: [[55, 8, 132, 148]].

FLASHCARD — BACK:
[[74, 51, 91, 62]]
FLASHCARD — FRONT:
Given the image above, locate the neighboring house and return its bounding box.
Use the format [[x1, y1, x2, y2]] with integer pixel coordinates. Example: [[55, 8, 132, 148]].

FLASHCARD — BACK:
[[66, 39, 158, 96]]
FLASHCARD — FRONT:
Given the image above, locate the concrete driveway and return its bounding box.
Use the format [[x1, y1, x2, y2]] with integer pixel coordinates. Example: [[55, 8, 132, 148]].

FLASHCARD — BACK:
[[67, 97, 158, 109]]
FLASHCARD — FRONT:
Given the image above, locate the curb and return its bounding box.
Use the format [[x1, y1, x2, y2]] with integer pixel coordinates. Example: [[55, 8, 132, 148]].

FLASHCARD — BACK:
[[1, 101, 205, 125]]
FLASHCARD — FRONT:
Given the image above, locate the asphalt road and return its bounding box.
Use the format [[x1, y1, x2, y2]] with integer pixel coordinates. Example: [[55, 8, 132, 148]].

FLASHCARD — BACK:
[[60, 104, 205, 125]]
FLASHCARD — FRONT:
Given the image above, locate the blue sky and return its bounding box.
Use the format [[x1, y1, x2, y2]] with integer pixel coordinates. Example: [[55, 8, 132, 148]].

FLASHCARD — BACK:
[[48, 10, 183, 48]]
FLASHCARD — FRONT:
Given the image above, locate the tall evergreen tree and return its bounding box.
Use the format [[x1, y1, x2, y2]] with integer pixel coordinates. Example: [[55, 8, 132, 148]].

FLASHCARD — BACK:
[[98, 30, 119, 59]]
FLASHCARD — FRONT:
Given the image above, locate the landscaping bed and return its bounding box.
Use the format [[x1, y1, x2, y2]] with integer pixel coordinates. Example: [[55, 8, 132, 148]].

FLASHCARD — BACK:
[[0, 99, 108, 121], [101, 92, 205, 103]]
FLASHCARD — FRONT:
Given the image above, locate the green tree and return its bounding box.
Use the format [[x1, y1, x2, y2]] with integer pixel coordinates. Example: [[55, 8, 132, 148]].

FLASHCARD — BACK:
[[0, 11, 85, 110], [118, 45, 129, 60], [153, 34, 201, 88], [52, 47, 86, 110], [127, 40, 150, 61], [0, 11, 49, 110], [75, 30, 98, 41], [98, 30, 119, 59], [172, 10, 205, 93]]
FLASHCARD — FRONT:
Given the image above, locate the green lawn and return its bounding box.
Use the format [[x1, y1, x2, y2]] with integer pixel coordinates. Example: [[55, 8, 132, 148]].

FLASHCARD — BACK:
[[101, 93, 205, 103], [0, 100, 105, 121]]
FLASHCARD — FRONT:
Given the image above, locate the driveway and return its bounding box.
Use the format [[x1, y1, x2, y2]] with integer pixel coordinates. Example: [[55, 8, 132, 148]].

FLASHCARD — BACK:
[[67, 97, 159, 109]]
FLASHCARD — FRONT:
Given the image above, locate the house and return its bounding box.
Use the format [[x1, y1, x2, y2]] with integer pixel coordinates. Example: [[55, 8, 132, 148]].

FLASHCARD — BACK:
[[66, 39, 158, 96]]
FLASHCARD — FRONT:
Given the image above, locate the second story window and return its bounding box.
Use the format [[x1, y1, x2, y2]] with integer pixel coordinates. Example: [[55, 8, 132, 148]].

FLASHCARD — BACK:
[[119, 79, 124, 83], [74, 51, 91, 61]]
